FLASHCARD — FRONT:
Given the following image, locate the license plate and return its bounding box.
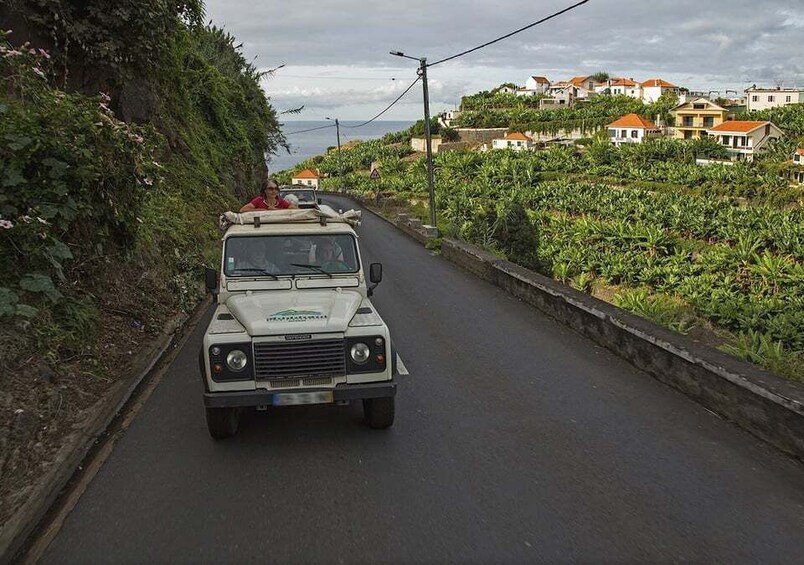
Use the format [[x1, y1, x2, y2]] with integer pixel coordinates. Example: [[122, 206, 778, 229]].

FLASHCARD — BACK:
[[272, 391, 334, 406]]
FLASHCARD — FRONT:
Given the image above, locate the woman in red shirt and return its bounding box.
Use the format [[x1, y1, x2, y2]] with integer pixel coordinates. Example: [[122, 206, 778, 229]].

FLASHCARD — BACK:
[[239, 179, 290, 212]]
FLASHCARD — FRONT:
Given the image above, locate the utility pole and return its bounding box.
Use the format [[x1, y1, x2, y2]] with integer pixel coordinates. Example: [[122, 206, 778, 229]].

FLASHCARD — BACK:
[[391, 51, 437, 231], [326, 117, 344, 189]]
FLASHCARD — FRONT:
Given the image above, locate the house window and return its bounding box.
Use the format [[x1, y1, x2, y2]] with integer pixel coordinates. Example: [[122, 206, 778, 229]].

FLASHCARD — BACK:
[[786, 95, 792, 102], [683, 117, 693, 127], [768, 95, 774, 102], [621, 130, 627, 138], [740, 137, 747, 146], [722, 135, 731, 146], [631, 130, 638, 138], [608, 129, 616, 138], [703, 117, 714, 127], [751, 95, 758, 102], [684, 130, 693, 140], [693, 103, 705, 109]]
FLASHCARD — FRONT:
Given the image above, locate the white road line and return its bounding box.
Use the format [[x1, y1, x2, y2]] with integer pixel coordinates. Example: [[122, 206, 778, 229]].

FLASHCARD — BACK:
[[396, 354, 409, 376]]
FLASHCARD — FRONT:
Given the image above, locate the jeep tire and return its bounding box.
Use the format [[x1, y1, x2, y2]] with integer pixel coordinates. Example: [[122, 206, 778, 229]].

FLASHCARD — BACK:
[[363, 397, 395, 429], [205, 407, 240, 439]]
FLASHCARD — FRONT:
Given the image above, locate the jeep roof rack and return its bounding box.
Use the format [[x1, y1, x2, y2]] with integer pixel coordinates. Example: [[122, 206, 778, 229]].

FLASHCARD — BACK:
[[219, 207, 361, 231]]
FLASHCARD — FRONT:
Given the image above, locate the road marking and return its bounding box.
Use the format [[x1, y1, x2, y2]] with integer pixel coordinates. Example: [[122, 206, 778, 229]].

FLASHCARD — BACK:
[[396, 354, 409, 376]]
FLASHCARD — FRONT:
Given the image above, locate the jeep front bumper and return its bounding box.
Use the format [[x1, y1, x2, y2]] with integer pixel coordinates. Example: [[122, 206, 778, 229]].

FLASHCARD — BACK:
[[203, 380, 396, 408]]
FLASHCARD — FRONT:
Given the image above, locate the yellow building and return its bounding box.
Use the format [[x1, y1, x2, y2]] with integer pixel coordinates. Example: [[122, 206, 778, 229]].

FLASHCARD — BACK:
[[670, 98, 729, 140]]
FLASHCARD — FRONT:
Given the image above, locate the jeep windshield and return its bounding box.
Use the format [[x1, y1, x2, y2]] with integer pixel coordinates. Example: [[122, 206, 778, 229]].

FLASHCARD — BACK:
[[224, 234, 359, 277], [280, 189, 318, 208]]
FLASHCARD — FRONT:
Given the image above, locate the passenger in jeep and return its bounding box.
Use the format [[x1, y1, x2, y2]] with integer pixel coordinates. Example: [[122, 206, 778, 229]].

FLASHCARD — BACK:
[[239, 178, 290, 212]]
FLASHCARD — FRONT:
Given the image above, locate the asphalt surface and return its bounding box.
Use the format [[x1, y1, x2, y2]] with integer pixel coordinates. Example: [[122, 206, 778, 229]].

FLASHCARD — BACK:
[[41, 196, 804, 564]]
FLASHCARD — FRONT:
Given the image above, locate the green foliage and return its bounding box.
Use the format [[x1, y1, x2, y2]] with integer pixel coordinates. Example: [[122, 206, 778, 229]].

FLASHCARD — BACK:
[[409, 117, 441, 137], [591, 72, 610, 83], [0, 7, 284, 364], [8, 0, 205, 79], [441, 127, 459, 142]]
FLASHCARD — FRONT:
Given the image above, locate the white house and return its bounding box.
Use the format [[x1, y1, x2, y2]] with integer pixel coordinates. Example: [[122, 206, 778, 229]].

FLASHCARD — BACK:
[[524, 75, 551, 93], [495, 85, 517, 94], [745, 86, 804, 111], [492, 132, 534, 151], [706, 121, 783, 162], [607, 113, 662, 145], [793, 148, 804, 184], [568, 76, 596, 98], [541, 83, 578, 108], [291, 168, 320, 189], [640, 78, 680, 103], [609, 78, 642, 99]]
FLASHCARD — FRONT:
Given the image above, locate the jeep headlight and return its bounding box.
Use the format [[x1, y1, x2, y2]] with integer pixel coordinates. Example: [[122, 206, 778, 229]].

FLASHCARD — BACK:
[[350, 342, 370, 364], [226, 349, 248, 371]]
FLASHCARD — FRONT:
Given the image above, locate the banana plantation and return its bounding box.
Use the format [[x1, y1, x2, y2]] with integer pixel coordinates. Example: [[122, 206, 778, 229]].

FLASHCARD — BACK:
[[285, 134, 802, 380]]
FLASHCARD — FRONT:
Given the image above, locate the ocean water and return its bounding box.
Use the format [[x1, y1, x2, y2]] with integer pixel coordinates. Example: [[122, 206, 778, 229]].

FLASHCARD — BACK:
[[268, 120, 413, 173]]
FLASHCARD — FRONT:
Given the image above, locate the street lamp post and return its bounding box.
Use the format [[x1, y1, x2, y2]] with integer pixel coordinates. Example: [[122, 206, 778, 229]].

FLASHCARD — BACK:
[[390, 51, 437, 230], [325, 117, 344, 189]]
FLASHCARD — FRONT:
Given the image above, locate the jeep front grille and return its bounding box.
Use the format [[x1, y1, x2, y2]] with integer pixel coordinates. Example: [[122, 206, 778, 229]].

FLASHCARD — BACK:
[[254, 339, 345, 380]]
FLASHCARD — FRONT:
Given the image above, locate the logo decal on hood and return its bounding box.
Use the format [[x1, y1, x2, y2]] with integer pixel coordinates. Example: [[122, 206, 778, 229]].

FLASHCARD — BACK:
[[268, 309, 328, 322]]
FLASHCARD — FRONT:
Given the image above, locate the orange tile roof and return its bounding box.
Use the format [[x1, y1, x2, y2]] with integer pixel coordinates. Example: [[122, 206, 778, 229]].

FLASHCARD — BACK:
[[531, 76, 550, 84], [293, 168, 320, 179], [504, 132, 532, 141], [709, 120, 769, 133], [569, 75, 590, 87], [641, 78, 677, 88], [794, 148, 804, 156], [607, 113, 658, 129], [611, 78, 638, 87]]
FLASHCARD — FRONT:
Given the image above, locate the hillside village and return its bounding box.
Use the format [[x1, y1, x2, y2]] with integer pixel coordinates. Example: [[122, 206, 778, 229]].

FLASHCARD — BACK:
[[430, 73, 804, 177]]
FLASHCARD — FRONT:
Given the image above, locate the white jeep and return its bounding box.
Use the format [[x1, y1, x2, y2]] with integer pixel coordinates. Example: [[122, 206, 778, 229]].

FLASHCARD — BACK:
[[199, 206, 397, 439]]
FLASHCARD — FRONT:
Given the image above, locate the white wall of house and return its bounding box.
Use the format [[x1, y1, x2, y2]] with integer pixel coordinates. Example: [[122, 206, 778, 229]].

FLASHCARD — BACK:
[[491, 138, 533, 151], [642, 85, 679, 103], [745, 88, 804, 111], [291, 177, 319, 189], [524, 77, 550, 93], [607, 127, 661, 146]]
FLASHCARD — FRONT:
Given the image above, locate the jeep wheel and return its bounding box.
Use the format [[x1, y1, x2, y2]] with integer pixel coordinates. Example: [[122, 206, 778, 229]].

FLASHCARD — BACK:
[[363, 397, 395, 429], [205, 407, 240, 439]]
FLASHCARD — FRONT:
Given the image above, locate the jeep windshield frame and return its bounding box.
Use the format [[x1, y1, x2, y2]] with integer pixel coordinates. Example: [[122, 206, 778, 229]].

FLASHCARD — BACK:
[[223, 233, 360, 278]]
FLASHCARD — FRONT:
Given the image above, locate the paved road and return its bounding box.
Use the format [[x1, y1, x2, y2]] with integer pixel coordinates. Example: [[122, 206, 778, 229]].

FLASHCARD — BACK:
[[42, 196, 804, 564]]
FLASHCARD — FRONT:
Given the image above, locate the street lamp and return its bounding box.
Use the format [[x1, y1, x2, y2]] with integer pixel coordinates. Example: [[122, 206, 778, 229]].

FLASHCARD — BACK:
[[390, 50, 437, 230], [325, 117, 344, 189]]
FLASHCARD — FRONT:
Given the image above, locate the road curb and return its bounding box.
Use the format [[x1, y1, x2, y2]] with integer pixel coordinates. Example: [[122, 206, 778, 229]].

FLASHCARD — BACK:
[[0, 297, 211, 565], [330, 191, 804, 461]]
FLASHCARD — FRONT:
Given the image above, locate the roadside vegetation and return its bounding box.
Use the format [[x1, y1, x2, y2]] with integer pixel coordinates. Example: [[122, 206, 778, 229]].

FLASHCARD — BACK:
[[283, 102, 804, 382], [0, 0, 283, 526]]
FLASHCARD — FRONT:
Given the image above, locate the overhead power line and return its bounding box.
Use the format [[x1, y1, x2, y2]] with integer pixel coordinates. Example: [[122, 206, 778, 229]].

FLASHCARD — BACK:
[[429, 0, 591, 67], [342, 76, 421, 129], [285, 123, 336, 135]]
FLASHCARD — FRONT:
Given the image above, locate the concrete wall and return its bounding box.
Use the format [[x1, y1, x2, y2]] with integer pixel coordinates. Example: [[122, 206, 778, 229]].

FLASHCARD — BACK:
[[410, 137, 443, 153], [454, 128, 508, 145]]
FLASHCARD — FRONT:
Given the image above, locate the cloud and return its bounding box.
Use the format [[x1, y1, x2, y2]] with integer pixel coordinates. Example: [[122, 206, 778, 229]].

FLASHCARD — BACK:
[[205, 0, 804, 120]]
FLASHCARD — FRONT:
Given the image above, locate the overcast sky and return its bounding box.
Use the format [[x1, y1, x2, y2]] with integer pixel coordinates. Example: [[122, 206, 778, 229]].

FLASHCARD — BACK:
[[204, 0, 804, 121]]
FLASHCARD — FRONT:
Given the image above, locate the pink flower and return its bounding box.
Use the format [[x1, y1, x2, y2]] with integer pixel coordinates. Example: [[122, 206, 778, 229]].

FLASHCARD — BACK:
[[29, 48, 36, 55], [38, 48, 50, 59], [99, 102, 111, 113], [36, 217, 49, 225], [32, 67, 45, 78], [0, 219, 14, 229], [21, 215, 32, 223], [143, 177, 153, 186]]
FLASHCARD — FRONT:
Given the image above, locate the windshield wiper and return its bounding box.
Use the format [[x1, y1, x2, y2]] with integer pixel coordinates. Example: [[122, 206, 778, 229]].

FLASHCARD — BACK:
[[290, 263, 333, 278], [234, 268, 278, 280]]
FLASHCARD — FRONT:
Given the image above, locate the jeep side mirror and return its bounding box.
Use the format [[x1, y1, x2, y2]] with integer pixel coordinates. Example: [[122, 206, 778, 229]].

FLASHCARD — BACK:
[[205, 267, 218, 299], [369, 263, 383, 284], [367, 263, 382, 297]]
